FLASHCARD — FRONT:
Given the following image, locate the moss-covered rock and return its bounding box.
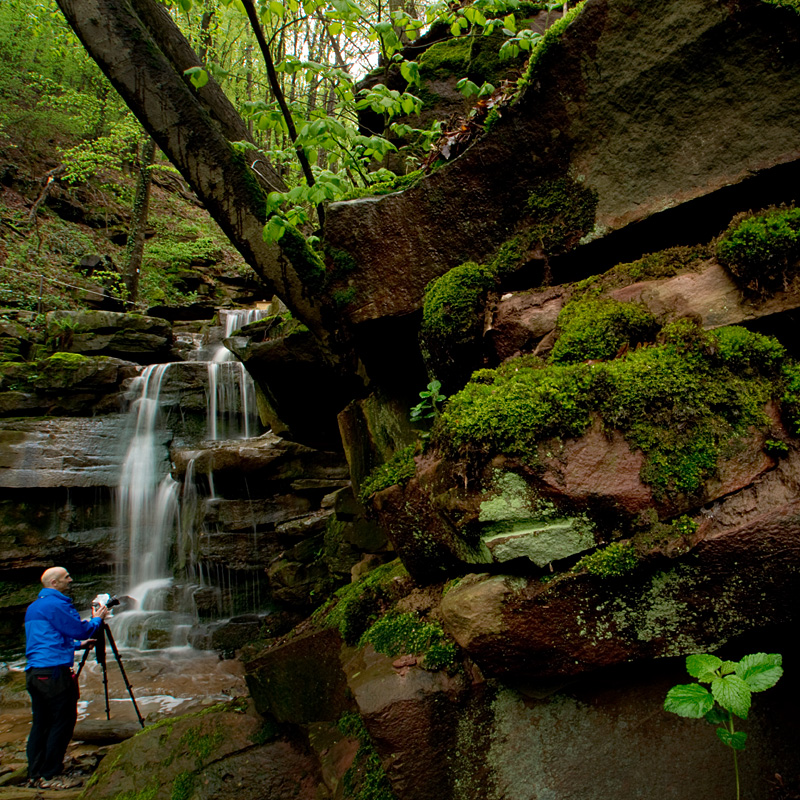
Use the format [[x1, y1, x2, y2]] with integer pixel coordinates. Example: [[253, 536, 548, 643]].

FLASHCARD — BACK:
[[81, 702, 323, 800]]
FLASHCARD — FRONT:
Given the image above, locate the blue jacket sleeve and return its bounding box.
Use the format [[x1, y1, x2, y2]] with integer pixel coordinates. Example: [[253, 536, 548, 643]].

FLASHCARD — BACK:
[[48, 601, 101, 640]]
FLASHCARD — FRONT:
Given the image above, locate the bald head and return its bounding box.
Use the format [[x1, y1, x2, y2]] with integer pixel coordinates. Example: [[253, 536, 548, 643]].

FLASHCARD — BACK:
[[41, 567, 72, 593]]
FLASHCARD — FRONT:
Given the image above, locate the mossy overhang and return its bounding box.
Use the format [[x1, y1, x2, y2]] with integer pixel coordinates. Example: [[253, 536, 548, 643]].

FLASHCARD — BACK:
[[322, 0, 800, 327]]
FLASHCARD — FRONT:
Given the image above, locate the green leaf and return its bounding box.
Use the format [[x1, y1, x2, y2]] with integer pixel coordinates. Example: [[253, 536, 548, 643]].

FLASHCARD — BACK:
[[703, 706, 729, 725], [686, 654, 722, 681], [183, 67, 208, 89], [504, 13, 516, 31], [664, 684, 714, 718], [716, 728, 748, 751], [719, 660, 737, 676], [328, 20, 342, 34], [400, 60, 421, 88], [736, 653, 783, 692], [450, 20, 462, 36], [264, 216, 287, 243], [711, 675, 751, 720]]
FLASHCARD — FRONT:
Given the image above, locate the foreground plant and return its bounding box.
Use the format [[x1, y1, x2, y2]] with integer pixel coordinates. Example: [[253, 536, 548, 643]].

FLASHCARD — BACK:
[[664, 652, 783, 800]]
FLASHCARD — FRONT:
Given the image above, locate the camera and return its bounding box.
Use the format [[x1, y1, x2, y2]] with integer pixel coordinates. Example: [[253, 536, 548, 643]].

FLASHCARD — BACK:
[[92, 594, 121, 610]]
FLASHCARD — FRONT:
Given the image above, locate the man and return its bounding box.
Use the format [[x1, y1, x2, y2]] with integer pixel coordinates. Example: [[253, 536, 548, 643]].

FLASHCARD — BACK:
[[24, 566, 108, 789]]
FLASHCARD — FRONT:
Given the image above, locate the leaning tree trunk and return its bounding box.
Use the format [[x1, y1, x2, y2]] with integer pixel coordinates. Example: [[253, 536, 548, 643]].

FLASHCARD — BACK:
[[124, 136, 156, 305], [54, 0, 331, 345]]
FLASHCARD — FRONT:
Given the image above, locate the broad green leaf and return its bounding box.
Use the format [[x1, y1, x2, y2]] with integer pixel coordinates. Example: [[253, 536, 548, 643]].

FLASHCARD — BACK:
[[664, 684, 714, 718], [719, 660, 737, 676], [716, 728, 747, 751], [328, 20, 342, 34], [504, 13, 516, 31], [264, 216, 287, 243], [736, 653, 783, 692], [703, 706, 728, 725], [450, 20, 462, 36], [686, 654, 722, 681], [400, 60, 421, 88], [269, 0, 285, 15], [711, 675, 751, 719], [183, 67, 208, 89]]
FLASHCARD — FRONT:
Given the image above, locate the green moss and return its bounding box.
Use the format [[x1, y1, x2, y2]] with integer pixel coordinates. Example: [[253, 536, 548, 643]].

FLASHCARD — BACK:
[[360, 611, 457, 670], [44, 351, 91, 363], [608, 244, 712, 286], [438, 322, 785, 497], [550, 297, 658, 364], [517, 1, 587, 95], [170, 771, 196, 800], [575, 541, 638, 577], [343, 170, 423, 200], [716, 206, 800, 290], [110, 788, 157, 800], [278, 225, 327, 294], [320, 559, 410, 645], [359, 445, 417, 503], [332, 287, 357, 308], [781, 361, 800, 434], [338, 713, 397, 800], [525, 176, 598, 256], [765, 438, 789, 455], [179, 726, 224, 761], [421, 261, 493, 341], [762, 0, 800, 9]]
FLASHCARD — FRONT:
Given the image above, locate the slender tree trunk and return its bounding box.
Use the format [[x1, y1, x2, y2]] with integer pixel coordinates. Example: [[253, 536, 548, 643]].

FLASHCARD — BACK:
[[124, 137, 156, 304]]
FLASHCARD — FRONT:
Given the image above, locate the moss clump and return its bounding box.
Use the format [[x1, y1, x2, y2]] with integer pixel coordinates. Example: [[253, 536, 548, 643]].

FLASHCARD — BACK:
[[550, 297, 658, 364], [781, 361, 800, 435], [421, 261, 493, 342], [609, 244, 712, 286], [575, 541, 638, 577], [359, 445, 417, 503], [338, 713, 397, 800], [45, 351, 91, 363], [321, 559, 410, 645], [360, 611, 457, 670], [278, 225, 327, 294], [517, 1, 587, 95], [343, 170, 423, 200], [716, 206, 800, 291], [526, 176, 598, 255], [170, 771, 196, 800], [179, 726, 223, 761], [439, 321, 785, 496]]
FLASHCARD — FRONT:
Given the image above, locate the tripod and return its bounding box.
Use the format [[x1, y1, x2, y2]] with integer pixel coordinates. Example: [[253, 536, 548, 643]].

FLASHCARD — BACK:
[[76, 621, 145, 729]]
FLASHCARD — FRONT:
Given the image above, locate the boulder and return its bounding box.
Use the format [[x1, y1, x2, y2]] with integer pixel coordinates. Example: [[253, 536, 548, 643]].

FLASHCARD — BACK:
[[46, 310, 173, 364], [80, 704, 323, 800], [440, 453, 800, 681], [243, 627, 351, 723], [323, 0, 800, 329]]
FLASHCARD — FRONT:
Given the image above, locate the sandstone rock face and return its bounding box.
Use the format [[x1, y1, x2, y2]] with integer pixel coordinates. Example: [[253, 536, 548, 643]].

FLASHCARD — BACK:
[[0, 355, 139, 417], [440, 453, 800, 681], [81, 704, 323, 800], [47, 310, 173, 363], [324, 0, 800, 326], [244, 627, 351, 723]]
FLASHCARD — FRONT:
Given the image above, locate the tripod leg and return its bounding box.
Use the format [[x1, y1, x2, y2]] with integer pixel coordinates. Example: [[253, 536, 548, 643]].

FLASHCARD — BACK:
[[104, 627, 146, 729]]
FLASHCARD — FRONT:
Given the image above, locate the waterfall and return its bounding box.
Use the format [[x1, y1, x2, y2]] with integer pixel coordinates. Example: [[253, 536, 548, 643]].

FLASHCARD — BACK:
[[206, 309, 265, 441], [116, 364, 178, 590], [111, 307, 267, 650]]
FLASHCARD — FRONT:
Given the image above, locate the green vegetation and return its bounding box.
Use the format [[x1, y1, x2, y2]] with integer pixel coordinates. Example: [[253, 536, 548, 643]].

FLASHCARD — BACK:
[[421, 261, 492, 342], [320, 559, 409, 646], [517, 1, 588, 94], [438, 321, 787, 497], [360, 611, 457, 670], [608, 244, 712, 286], [359, 445, 417, 503], [525, 176, 598, 255], [574, 541, 638, 577], [338, 712, 397, 800], [664, 652, 783, 800], [716, 206, 800, 291], [550, 297, 658, 364], [170, 771, 196, 800]]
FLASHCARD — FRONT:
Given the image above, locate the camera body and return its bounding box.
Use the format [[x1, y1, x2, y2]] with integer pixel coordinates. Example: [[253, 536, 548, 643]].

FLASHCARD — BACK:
[[92, 593, 121, 612]]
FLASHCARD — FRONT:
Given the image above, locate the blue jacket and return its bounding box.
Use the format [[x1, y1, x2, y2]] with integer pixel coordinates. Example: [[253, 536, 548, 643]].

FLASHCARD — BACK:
[[25, 588, 102, 669]]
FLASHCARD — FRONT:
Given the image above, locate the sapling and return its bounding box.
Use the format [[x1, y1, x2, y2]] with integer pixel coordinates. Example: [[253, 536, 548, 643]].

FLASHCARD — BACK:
[[664, 652, 783, 800]]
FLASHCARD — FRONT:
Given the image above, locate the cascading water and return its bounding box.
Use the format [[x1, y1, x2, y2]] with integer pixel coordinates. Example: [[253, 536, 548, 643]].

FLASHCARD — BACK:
[[206, 309, 265, 441], [110, 308, 267, 650]]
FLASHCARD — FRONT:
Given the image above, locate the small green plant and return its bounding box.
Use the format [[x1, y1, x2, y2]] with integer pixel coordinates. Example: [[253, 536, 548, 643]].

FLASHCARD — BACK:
[[574, 541, 638, 578], [410, 379, 448, 423], [765, 438, 789, 456], [664, 652, 783, 800], [360, 611, 457, 670], [359, 445, 417, 503]]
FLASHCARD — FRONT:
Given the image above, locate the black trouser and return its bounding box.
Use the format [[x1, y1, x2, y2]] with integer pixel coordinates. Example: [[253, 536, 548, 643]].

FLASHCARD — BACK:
[[25, 666, 79, 780]]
